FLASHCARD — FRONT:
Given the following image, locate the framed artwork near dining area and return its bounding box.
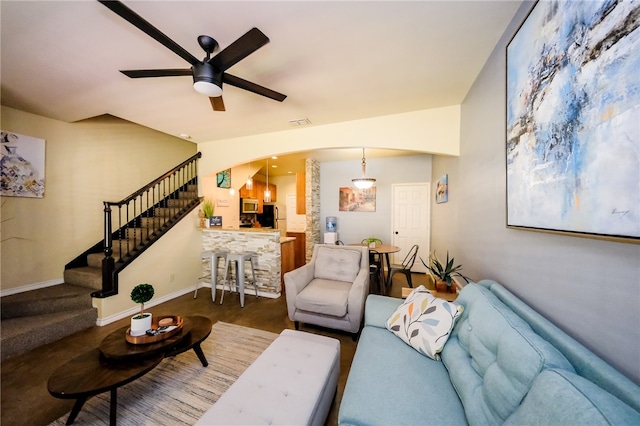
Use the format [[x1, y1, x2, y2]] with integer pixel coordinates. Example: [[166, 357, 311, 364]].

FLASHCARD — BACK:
[[339, 187, 376, 212]]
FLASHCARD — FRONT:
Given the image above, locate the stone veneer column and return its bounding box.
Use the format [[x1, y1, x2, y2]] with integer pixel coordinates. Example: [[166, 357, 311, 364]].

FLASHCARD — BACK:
[[305, 158, 320, 262]]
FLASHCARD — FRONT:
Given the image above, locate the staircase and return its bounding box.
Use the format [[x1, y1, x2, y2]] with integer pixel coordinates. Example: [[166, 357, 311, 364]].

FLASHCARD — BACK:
[[63, 184, 199, 295], [0, 153, 201, 361], [0, 284, 97, 361]]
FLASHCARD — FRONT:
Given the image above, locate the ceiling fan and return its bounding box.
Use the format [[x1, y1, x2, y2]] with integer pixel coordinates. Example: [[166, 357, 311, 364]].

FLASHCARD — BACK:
[[98, 0, 287, 111]]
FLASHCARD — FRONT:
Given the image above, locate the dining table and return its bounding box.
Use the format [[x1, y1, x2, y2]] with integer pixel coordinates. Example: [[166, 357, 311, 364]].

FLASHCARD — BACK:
[[349, 243, 401, 294]]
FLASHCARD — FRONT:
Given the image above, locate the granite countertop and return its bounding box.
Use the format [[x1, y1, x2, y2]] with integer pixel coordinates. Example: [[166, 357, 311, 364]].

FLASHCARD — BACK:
[[200, 227, 280, 234]]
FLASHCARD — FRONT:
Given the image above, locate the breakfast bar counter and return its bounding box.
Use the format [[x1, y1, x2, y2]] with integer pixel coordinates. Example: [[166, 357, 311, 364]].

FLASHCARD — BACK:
[[201, 228, 290, 297]]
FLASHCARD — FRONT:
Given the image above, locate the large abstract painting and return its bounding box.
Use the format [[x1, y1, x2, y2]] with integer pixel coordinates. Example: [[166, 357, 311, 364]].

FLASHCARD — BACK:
[[506, 0, 640, 242], [1, 131, 45, 198]]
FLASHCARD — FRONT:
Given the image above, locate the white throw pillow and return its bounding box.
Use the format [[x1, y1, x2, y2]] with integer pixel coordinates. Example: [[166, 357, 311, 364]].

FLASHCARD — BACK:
[[386, 285, 463, 360]]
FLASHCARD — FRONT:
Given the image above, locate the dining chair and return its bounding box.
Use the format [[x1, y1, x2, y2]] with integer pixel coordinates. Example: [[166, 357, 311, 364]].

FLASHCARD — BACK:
[[369, 249, 384, 294], [387, 244, 419, 291]]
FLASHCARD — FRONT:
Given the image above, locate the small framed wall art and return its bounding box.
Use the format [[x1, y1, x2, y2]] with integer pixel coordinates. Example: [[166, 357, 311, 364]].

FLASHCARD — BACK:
[[435, 174, 448, 204], [216, 169, 231, 188], [1, 130, 46, 198]]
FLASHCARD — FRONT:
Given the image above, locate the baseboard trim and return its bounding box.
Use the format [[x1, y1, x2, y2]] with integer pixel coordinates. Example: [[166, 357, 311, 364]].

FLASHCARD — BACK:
[[0, 279, 64, 297], [211, 283, 281, 299], [95, 285, 196, 326]]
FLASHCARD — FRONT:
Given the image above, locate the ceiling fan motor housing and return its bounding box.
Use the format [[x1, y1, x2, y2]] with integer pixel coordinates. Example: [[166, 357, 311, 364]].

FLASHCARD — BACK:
[[192, 62, 223, 96]]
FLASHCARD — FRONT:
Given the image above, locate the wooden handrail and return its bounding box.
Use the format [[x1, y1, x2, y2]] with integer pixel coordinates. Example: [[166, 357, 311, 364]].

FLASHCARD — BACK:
[[104, 152, 202, 206]]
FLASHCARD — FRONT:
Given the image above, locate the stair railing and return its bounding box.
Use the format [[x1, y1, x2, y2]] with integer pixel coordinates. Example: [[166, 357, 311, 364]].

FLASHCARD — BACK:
[[96, 152, 202, 298]]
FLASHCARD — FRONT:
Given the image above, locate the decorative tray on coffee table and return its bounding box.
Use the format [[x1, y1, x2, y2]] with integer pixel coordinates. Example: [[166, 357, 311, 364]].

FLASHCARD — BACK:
[[126, 315, 184, 345]]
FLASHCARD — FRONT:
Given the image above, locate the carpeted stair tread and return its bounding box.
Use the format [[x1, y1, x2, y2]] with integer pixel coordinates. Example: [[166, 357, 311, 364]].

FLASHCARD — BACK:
[[63, 267, 102, 291], [0, 307, 97, 361], [1, 284, 93, 319]]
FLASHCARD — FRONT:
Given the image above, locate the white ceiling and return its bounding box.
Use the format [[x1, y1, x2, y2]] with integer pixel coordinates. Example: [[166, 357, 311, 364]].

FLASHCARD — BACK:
[[1, 1, 522, 175]]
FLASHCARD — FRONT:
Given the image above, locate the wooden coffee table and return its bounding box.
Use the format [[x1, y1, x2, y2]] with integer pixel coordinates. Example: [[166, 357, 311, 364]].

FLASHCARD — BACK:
[[48, 316, 212, 425], [48, 349, 163, 426]]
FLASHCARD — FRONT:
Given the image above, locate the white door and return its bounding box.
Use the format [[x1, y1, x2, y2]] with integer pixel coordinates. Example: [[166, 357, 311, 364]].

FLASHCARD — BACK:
[[391, 183, 430, 272], [286, 194, 306, 232]]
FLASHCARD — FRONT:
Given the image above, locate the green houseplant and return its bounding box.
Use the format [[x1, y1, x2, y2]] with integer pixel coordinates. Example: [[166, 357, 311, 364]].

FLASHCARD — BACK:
[[362, 237, 382, 248], [202, 199, 215, 218], [201, 199, 215, 228], [130, 283, 154, 336], [421, 251, 469, 293]]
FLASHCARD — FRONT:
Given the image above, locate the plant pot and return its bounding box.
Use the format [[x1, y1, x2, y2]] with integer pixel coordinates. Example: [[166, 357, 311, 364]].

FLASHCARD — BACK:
[[130, 313, 152, 336], [204, 219, 210, 228], [435, 279, 448, 293]]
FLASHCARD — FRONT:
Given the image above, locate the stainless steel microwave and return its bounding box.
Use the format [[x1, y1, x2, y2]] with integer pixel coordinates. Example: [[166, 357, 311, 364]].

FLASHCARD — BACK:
[[241, 198, 259, 213]]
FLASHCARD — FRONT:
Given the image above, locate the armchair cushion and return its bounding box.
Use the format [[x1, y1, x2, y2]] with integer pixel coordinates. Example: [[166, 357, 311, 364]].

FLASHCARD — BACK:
[[296, 279, 351, 317], [314, 246, 362, 283]]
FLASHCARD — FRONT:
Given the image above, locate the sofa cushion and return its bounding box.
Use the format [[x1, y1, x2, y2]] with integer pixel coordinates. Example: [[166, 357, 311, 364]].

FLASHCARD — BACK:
[[504, 369, 640, 425], [386, 285, 463, 360], [441, 283, 575, 425], [314, 246, 361, 283], [296, 278, 350, 317], [338, 325, 467, 426]]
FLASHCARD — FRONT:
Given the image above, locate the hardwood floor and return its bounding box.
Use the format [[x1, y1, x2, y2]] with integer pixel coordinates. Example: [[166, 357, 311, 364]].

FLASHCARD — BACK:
[[0, 273, 427, 426]]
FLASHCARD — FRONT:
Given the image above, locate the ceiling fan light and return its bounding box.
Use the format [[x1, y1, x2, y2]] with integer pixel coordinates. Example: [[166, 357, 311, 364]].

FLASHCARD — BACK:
[[193, 81, 222, 97], [192, 62, 223, 97]]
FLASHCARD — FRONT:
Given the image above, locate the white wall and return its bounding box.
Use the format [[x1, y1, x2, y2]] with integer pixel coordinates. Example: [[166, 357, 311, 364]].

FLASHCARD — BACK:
[[320, 155, 431, 246], [431, 3, 640, 384]]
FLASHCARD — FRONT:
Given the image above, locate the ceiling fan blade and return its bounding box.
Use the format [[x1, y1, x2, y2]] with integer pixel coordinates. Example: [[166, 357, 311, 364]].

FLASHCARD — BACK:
[[210, 96, 226, 111], [224, 73, 287, 102], [209, 28, 269, 72], [121, 69, 192, 78], [99, 0, 200, 65]]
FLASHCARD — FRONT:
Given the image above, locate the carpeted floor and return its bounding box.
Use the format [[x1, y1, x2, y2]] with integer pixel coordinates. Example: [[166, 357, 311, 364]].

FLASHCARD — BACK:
[[49, 322, 279, 426]]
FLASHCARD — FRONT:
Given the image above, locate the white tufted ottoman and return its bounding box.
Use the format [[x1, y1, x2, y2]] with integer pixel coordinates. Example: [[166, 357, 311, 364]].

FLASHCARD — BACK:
[[196, 329, 340, 426]]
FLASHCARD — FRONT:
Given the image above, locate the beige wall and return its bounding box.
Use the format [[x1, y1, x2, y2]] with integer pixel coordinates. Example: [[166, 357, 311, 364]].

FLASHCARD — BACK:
[[98, 213, 202, 321], [1, 107, 197, 303], [197, 106, 461, 178], [430, 4, 640, 384]]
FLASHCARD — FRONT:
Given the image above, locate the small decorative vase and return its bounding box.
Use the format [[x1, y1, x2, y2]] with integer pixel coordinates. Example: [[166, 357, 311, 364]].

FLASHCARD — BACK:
[[204, 219, 210, 228], [130, 313, 152, 336]]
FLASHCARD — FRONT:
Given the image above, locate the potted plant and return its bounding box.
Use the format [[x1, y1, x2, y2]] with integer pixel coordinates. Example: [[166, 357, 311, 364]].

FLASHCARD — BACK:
[[362, 237, 382, 248], [421, 251, 469, 293], [202, 199, 214, 228], [130, 283, 154, 336]]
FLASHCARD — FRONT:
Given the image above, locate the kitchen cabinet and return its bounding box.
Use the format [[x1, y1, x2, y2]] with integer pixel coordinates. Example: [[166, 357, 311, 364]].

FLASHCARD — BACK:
[[280, 238, 296, 291], [239, 184, 256, 199], [239, 181, 276, 214], [286, 232, 306, 268], [296, 172, 305, 214]]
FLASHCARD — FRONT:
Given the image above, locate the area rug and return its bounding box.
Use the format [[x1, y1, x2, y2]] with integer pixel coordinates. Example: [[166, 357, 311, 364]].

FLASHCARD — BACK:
[[49, 322, 279, 425]]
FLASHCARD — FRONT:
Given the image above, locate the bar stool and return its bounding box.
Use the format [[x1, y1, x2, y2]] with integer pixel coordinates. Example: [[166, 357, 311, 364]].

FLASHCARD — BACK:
[[220, 252, 259, 307], [195, 250, 228, 302]]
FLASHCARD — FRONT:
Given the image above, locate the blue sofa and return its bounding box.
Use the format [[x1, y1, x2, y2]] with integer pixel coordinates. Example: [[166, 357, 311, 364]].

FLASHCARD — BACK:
[[339, 280, 640, 425]]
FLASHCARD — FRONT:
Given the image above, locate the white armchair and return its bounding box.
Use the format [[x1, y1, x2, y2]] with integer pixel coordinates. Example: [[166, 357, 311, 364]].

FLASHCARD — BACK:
[[284, 244, 369, 335]]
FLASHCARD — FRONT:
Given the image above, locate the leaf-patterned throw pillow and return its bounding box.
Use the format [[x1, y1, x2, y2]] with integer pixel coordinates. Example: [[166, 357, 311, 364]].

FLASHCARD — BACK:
[[386, 285, 463, 360]]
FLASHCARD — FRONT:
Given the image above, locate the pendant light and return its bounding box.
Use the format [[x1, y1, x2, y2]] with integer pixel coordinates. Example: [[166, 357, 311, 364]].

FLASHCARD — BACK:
[[352, 148, 376, 189], [264, 159, 272, 202], [246, 162, 253, 190]]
